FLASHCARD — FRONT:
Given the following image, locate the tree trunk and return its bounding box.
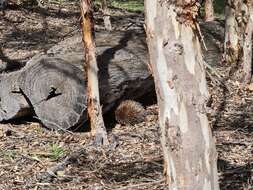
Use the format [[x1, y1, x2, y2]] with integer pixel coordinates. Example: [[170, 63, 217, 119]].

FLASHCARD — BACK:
[[224, 1, 240, 65], [242, 4, 253, 83], [101, 0, 112, 31], [144, 1, 219, 189], [224, 1, 253, 83], [204, 0, 214, 21]]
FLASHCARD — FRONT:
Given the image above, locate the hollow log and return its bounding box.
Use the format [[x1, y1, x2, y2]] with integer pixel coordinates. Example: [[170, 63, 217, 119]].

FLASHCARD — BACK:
[[0, 30, 153, 130]]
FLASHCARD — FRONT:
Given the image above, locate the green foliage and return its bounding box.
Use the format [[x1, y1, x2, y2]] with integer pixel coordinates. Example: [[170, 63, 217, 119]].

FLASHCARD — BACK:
[[213, 0, 225, 16], [200, 0, 225, 19], [95, 0, 144, 12], [95, 0, 226, 16], [2, 150, 17, 161], [34, 126, 44, 134], [110, 0, 144, 12]]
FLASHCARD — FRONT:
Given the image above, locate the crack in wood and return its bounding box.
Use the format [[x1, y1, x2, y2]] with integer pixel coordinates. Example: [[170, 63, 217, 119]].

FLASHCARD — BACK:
[[45, 86, 62, 101]]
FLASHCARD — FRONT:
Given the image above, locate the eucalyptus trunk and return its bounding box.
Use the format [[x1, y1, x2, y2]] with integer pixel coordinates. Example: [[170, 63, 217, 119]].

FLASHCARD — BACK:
[[144, 1, 219, 189], [224, 1, 253, 83], [224, 0, 240, 64], [204, 0, 214, 21], [242, 3, 253, 83], [101, 0, 112, 31]]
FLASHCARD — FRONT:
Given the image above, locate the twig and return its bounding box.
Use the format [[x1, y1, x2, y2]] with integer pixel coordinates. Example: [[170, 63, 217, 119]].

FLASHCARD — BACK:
[[203, 61, 223, 79], [222, 167, 253, 175], [33, 116, 74, 135], [196, 23, 207, 51], [206, 69, 221, 86], [203, 61, 231, 91], [36, 183, 51, 186]]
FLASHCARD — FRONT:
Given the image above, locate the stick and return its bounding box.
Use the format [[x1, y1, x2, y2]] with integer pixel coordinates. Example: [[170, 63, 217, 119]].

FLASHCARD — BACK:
[[80, 0, 109, 146], [203, 61, 231, 91]]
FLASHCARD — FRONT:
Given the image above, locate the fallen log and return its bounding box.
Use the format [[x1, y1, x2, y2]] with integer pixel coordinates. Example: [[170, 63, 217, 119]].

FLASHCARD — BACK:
[[0, 72, 31, 121], [0, 30, 153, 130], [0, 21, 224, 129], [19, 56, 87, 130]]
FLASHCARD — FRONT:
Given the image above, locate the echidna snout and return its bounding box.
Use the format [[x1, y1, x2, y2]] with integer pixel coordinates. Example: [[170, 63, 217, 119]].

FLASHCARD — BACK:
[[115, 100, 146, 125]]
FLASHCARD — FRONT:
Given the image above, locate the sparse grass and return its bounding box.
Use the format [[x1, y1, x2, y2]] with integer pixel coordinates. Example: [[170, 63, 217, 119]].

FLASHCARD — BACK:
[[2, 150, 17, 161], [48, 143, 66, 160], [110, 0, 144, 12], [34, 127, 44, 134], [71, 0, 225, 18], [49, 0, 224, 16], [95, 0, 144, 12]]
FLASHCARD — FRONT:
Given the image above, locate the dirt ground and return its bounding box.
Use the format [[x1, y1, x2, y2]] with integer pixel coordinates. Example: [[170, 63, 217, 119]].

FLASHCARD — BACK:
[[0, 2, 252, 190]]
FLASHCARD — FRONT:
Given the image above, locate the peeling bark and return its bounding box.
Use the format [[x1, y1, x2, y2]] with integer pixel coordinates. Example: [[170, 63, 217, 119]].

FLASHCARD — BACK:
[[204, 0, 214, 21], [80, 0, 108, 145], [144, 0, 219, 189]]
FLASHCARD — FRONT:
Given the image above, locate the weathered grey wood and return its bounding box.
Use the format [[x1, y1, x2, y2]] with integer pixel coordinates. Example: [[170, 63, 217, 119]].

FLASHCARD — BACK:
[[19, 57, 87, 130], [45, 30, 150, 110], [0, 72, 31, 121], [0, 30, 152, 130]]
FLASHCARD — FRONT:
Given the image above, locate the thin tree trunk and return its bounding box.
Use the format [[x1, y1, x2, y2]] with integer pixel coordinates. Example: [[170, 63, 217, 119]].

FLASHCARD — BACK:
[[80, 0, 109, 145], [242, 4, 253, 83], [144, 1, 219, 189], [204, 0, 214, 21], [101, 0, 112, 31], [224, 1, 253, 83], [224, 1, 240, 65]]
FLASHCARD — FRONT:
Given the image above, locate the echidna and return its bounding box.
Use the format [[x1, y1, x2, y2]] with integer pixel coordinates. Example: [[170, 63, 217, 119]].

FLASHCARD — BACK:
[[115, 100, 146, 125]]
